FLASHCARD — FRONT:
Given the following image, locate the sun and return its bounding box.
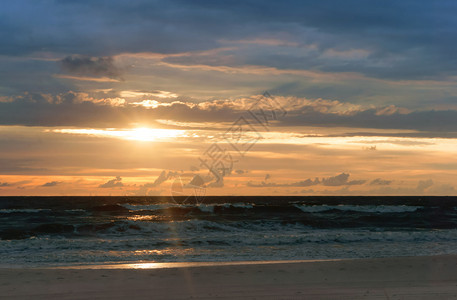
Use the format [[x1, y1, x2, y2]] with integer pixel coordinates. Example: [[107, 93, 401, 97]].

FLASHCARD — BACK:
[[124, 127, 184, 142]]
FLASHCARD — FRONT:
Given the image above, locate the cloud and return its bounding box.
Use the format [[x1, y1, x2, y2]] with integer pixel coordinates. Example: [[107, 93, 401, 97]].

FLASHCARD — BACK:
[[1, 1, 456, 81], [321, 173, 366, 186], [143, 171, 179, 188], [366, 179, 454, 195], [40, 181, 61, 187], [131, 173, 205, 196], [60, 55, 123, 80], [1, 0, 457, 131], [186, 175, 205, 188], [248, 173, 365, 187], [120, 90, 178, 99], [289, 178, 321, 187], [146, 171, 168, 188], [247, 178, 315, 188], [416, 179, 433, 192], [207, 178, 224, 188], [0, 158, 50, 175], [99, 176, 124, 188], [0, 182, 12, 187], [428, 184, 455, 195], [3, 93, 457, 136], [54, 74, 121, 82], [279, 100, 457, 133], [364, 145, 377, 151], [370, 178, 392, 186]]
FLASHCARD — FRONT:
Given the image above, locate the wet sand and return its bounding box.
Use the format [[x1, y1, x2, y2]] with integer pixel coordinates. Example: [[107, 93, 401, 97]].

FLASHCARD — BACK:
[[1, 255, 457, 299]]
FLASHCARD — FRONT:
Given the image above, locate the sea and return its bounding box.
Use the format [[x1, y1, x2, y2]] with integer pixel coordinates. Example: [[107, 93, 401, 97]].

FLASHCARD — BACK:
[[1, 196, 457, 268]]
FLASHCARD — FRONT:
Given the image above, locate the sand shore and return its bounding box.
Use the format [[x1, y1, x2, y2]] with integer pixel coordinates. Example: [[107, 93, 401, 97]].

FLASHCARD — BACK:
[[1, 255, 457, 299]]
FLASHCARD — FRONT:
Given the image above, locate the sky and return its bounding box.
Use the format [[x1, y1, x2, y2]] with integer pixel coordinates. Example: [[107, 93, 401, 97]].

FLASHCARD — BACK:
[[1, 0, 457, 196]]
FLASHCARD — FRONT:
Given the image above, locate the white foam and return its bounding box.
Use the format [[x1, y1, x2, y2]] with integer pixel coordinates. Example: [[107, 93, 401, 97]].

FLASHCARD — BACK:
[[294, 204, 422, 213], [120, 204, 179, 211]]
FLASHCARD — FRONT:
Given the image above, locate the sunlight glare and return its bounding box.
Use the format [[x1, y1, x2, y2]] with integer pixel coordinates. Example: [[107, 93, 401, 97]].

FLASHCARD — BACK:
[[50, 127, 186, 142]]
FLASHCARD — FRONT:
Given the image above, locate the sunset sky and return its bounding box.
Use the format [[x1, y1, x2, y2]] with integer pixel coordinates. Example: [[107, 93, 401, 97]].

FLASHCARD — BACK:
[[1, 0, 457, 196]]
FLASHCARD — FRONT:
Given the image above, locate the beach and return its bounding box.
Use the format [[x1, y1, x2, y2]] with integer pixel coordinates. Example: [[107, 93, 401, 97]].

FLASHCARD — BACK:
[[2, 255, 457, 299], [2, 197, 457, 299]]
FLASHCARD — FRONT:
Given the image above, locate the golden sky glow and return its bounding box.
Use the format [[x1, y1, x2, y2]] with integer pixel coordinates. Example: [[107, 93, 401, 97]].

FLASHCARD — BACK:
[[1, 123, 456, 196]]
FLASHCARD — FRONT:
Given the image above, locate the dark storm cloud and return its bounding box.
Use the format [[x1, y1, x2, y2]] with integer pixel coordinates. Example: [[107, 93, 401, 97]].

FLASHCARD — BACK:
[[1, 1, 456, 80], [60, 55, 123, 79]]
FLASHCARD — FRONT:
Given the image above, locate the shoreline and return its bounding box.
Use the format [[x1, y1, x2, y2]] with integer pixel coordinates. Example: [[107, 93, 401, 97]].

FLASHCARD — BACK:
[[50, 259, 343, 270], [2, 255, 457, 299], [1, 253, 453, 270]]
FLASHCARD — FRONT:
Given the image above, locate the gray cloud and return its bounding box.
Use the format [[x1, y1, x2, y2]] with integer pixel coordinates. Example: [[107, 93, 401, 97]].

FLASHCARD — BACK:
[[60, 55, 123, 79], [143, 171, 180, 188], [99, 176, 123, 188], [0, 1, 456, 81], [370, 178, 392, 186], [207, 178, 224, 188], [0, 158, 49, 175], [280, 106, 457, 133], [41, 181, 61, 187], [186, 175, 205, 188], [428, 184, 455, 195], [366, 179, 455, 195], [248, 173, 365, 187], [322, 173, 366, 186], [145, 171, 168, 188], [3, 93, 457, 136], [416, 179, 434, 192]]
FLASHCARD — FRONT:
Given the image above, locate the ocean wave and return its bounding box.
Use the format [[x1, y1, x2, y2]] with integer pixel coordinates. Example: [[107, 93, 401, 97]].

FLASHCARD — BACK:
[[121, 203, 423, 216], [3, 204, 457, 242], [0, 208, 51, 214], [120, 203, 179, 211], [4, 226, 457, 267], [120, 203, 254, 213], [294, 204, 423, 213]]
